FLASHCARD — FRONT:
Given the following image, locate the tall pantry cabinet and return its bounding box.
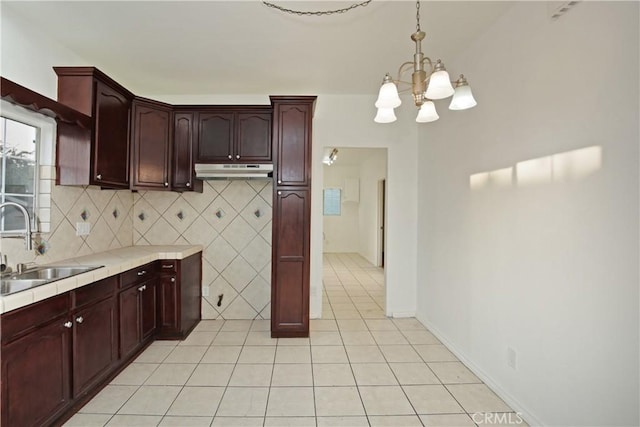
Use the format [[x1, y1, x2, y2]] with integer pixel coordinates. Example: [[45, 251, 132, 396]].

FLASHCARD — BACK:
[[270, 96, 316, 338]]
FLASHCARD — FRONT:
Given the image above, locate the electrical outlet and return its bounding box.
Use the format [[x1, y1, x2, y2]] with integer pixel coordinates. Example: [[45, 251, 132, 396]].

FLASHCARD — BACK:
[[507, 346, 517, 370], [75, 222, 91, 236], [202, 286, 210, 297]]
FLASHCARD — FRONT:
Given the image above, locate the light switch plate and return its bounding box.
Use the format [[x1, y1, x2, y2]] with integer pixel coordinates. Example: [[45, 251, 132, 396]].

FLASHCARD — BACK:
[[76, 222, 91, 236]]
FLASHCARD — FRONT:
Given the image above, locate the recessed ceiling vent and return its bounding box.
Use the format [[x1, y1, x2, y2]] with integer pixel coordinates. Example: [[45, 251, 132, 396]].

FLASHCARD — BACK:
[[548, 1, 581, 20]]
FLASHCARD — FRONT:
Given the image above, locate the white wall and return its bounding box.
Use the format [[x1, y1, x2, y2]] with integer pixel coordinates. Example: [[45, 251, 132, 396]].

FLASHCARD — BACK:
[[416, 2, 639, 426], [0, 6, 87, 98], [322, 164, 360, 253], [359, 150, 387, 265], [312, 96, 418, 318]]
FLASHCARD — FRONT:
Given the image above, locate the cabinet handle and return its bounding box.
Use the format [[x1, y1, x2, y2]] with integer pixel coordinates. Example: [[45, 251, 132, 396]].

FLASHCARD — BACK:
[[170, 277, 176, 283], [236, 155, 240, 159], [138, 285, 146, 292], [137, 270, 146, 276], [186, 182, 191, 187], [162, 264, 173, 269], [76, 316, 84, 324], [164, 182, 169, 187], [227, 154, 232, 159], [96, 174, 102, 180], [63, 321, 73, 329]]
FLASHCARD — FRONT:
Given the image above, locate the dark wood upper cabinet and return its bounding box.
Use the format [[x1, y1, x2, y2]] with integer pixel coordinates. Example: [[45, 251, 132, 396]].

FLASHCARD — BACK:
[[54, 67, 133, 189], [237, 112, 272, 162], [272, 100, 313, 187], [173, 112, 203, 192], [196, 112, 234, 162], [131, 99, 172, 190], [195, 107, 272, 163]]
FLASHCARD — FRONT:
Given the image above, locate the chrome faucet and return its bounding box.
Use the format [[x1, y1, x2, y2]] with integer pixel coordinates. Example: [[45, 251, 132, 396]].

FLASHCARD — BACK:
[[0, 202, 33, 251]]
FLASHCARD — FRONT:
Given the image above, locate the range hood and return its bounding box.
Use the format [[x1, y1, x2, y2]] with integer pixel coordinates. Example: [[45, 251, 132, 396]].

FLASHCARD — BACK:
[[195, 163, 273, 179]]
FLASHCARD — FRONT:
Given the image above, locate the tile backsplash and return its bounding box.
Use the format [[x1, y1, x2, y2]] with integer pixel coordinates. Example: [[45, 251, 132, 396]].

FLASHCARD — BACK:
[[1, 177, 271, 321], [133, 180, 272, 320], [0, 183, 133, 267]]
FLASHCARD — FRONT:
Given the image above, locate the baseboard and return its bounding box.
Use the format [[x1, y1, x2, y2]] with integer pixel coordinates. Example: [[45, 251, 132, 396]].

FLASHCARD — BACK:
[[417, 315, 544, 427], [391, 311, 416, 318]]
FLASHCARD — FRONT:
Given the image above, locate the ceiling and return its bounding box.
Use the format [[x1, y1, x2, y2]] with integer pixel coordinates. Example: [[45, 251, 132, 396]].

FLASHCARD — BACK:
[[4, 1, 512, 96]]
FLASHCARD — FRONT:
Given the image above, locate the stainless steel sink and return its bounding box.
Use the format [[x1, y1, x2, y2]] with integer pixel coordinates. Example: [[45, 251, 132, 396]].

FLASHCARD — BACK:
[[1, 279, 49, 295], [0, 265, 103, 296]]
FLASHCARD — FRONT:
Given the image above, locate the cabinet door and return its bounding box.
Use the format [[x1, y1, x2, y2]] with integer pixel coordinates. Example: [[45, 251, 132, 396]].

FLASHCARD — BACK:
[[131, 101, 171, 190], [272, 190, 310, 336], [236, 113, 272, 162], [72, 297, 118, 396], [173, 112, 201, 191], [1, 320, 71, 427], [159, 274, 179, 334], [140, 279, 157, 340], [92, 80, 131, 188], [119, 285, 140, 359], [196, 112, 234, 162], [273, 104, 311, 187]]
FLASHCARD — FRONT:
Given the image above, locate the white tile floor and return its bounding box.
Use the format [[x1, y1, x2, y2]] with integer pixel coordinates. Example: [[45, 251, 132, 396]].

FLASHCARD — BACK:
[[65, 253, 526, 427]]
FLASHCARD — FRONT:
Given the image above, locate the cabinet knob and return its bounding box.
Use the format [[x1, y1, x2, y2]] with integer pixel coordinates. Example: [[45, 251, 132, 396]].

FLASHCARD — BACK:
[[186, 182, 191, 187], [228, 155, 232, 159], [278, 191, 282, 195], [63, 321, 73, 329], [137, 270, 146, 276], [236, 155, 240, 159], [96, 174, 102, 180], [138, 285, 146, 292], [277, 180, 282, 184], [170, 277, 176, 283], [164, 182, 169, 187], [76, 316, 84, 324]]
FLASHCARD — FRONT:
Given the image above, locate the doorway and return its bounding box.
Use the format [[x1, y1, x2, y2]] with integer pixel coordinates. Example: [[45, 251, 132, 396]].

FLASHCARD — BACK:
[[321, 147, 388, 319]]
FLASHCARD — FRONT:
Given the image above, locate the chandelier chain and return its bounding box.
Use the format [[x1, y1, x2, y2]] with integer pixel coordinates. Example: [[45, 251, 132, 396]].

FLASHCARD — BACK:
[[416, 0, 421, 32], [262, 0, 372, 16]]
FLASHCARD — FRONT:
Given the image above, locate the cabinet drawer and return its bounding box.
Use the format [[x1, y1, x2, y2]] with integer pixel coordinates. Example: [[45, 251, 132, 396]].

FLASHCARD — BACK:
[[1, 293, 70, 344], [158, 260, 177, 273], [120, 263, 156, 288], [72, 276, 117, 309]]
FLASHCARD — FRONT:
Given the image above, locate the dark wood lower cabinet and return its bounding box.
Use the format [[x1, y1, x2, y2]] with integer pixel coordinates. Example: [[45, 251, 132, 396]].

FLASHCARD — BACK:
[[157, 253, 202, 339], [119, 284, 141, 360], [1, 253, 202, 427], [271, 189, 310, 337], [72, 296, 118, 396], [1, 318, 72, 427]]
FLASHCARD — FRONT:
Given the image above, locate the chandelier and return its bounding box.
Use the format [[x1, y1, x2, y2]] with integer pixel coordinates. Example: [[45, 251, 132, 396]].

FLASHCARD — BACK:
[[374, 0, 477, 123]]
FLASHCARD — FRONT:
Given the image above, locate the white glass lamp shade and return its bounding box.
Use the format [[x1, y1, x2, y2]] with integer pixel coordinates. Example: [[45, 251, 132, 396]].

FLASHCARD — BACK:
[[375, 81, 402, 109], [449, 84, 477, 110], [416, 101, 439, 123], [374, 107, 397, 123], [425, 70, 455, 100]]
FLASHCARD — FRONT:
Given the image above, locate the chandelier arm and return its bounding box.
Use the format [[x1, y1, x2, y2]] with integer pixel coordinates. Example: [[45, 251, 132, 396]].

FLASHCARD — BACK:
[[396, 62, 415, 80]]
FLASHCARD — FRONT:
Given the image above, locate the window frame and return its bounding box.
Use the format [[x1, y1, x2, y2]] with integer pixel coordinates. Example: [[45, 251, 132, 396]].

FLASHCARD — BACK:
[[323, 187, 342, 216], [0, 100, 56, 234]]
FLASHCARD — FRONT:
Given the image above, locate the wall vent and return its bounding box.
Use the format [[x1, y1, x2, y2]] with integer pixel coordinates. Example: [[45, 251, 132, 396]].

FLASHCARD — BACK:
[[548, 1, 581, 20]]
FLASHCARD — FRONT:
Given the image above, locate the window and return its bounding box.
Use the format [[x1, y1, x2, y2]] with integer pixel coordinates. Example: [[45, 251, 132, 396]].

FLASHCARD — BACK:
[[0, 100, 55, 234], [0, 117, 39, 232], [323, 188, 341, 216]]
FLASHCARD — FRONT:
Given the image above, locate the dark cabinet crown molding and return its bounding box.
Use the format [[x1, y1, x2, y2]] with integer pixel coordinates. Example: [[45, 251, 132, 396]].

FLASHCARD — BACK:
[[0, 77, 91, 129]]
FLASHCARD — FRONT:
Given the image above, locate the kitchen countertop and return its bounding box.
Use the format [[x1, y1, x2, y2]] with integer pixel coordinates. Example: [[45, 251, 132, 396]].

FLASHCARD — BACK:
[[0, 245, 203, 315]]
